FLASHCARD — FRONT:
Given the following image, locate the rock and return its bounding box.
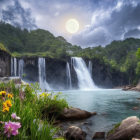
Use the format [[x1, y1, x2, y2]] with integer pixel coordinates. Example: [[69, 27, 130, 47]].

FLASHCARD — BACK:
[[64, 126, 86, 140], [132, 107, 138, 110], [53, 120, 61, 124], [57, 107, 96, 121], [92, 132, 105, 139], [81, 122, 88, 124], [91, 112, 97, 115], [107, 116, 140, 140], [0, 77, 21, 84]]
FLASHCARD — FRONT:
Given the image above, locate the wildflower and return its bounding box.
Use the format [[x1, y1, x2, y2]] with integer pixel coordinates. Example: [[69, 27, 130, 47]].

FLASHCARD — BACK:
[[15, 117, 21, 120], [8, 94, 13, 98], [11, 113, 16, 119], [59, 92, 62, 94], [4, 121, 21, 137], [46, 94, 50, 96], [3, 107, 9, 112], [11, 113, 21, 120], [5, 100, 12, 107], [3, 102, 8, 108], [0, 91, 6, 96]]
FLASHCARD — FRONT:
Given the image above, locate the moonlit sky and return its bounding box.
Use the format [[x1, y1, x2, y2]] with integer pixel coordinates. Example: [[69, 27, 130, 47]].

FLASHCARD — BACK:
[[0, 0, 140, 48]]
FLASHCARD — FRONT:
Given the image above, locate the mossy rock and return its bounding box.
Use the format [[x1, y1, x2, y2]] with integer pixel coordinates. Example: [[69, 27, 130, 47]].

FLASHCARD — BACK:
[[107, 122, 121, 135]]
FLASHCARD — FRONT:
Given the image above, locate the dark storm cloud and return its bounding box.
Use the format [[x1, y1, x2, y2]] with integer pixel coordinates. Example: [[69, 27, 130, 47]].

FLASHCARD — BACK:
[[71, 1, 140, 47], [124, 28, 140, 39], [1, 1, 37, 29], [0, 0, 140, 47]]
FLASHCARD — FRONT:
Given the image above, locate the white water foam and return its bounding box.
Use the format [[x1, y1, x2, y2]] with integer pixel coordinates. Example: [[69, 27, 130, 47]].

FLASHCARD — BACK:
[[71, 57, 97, 90]]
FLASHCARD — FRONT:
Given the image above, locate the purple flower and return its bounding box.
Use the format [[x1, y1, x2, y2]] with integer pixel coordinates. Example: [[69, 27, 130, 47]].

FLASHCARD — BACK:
[[4, 121, 21, 137], [11, 113, 17, 119], [11, 113, 21, 120]]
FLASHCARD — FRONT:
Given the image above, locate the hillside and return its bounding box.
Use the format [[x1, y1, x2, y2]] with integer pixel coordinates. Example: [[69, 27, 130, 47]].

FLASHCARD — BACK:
[[0, 21, 140, 85]]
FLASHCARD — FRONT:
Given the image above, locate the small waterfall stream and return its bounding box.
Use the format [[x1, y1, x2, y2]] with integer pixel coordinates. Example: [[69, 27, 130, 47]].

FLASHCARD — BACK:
[[38, 58, 51, 91], [11, 57, 14, 76], [14, 58, 17, 76], [88, 61, 92, 77], [18, 59, 24, 78], [71, 57, 97, 89], [66, 62, 72, 89]]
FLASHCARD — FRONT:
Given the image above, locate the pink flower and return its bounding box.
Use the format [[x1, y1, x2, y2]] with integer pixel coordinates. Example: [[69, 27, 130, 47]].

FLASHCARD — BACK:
[[4, 121, 21, 137], [11, 113, 17, 119], [11, 113, 21, 120]]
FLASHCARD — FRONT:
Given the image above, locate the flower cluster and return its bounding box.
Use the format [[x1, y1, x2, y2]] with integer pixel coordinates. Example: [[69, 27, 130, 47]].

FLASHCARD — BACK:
[[3, 100, 12, 112], [40, 92, 50, 97]]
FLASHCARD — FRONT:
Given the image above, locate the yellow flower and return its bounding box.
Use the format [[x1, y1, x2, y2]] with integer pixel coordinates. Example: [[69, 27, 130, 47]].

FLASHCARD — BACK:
[[46, 94, 50, 96], [3, 107, 9, 112], [0, 91, 6, 96], [59, 92, 62, 94], [8, 94, 13, 98], [3, 102, 8, 108], [5, 100, 12, 107]]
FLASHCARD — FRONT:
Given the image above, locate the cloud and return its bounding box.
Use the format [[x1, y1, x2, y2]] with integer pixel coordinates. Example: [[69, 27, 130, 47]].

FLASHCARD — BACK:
[[0, 0, 140, 47], [70, 0, 140, 47], [1, 0, 37, 30], [124, 28, 140, 39]]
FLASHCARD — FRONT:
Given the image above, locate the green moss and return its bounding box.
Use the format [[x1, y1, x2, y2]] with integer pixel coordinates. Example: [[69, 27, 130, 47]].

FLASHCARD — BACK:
[[0, 43, 9, 53], [107, 122, 121, 135]]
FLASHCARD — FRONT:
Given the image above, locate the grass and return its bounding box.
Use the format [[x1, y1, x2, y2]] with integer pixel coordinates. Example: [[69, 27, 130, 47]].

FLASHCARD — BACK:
[[107, 122, 121, 135], [0, 81, 68, 140]]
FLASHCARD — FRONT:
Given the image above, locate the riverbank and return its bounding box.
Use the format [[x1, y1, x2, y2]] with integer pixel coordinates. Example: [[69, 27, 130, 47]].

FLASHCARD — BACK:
[[0, 77, 97, 140]]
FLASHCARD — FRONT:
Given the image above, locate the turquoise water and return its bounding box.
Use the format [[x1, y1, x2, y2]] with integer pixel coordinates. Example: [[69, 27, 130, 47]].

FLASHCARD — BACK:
[[55, 89, 140, 139]]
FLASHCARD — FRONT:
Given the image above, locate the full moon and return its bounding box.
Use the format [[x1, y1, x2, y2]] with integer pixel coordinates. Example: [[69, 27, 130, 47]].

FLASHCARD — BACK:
[[66, 19, 79, 33]]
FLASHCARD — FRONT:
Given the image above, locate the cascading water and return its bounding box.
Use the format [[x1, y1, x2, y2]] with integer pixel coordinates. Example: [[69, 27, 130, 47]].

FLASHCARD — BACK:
[[71, 57, 97, 89], [18, 59, 24, 78], [11, 57, 14, 76], [14, 58, 17, 76], [38, 58, 51, 91], [88, 61, 92, 77], [66, 62, 72, 89]]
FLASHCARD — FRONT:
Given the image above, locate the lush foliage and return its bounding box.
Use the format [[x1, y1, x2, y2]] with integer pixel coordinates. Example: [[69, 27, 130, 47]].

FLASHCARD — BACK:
[[1, 21, 140, 84], [0, 81, 68, 139]]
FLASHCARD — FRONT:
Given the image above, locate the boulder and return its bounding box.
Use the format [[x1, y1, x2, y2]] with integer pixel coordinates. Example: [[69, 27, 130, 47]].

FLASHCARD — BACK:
[[57, 107, 96, 121], [107, 116, 140, 140], [0, 77, 21, 84], [92, 132, 105, 139], [132, 107, 138, 110], [64, 126, 86, 140]]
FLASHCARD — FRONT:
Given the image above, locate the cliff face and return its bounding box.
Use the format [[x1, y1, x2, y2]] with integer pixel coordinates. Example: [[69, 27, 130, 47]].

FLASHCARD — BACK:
[[22, 57, 78, 89], [45, 58, 78, 89], [0, 54, 129, 89], [23, 58, 39, 82], [84, 58, 129, 88], [0, 50, 11, 77]]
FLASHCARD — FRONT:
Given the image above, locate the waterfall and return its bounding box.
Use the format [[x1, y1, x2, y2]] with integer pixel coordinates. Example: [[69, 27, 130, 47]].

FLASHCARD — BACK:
[[38, 58, 51, 91], [11, 57, 14, 76], [14, 58, 17, 76], [88, 61, 92, 77], [18, 59, 24, 78], [71, 57, 97, 89], [66, 62, 72, 89]]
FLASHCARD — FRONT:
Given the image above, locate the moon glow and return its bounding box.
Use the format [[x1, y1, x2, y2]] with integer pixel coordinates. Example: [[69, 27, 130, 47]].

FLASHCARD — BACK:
[[66, 19, 79, 33]]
